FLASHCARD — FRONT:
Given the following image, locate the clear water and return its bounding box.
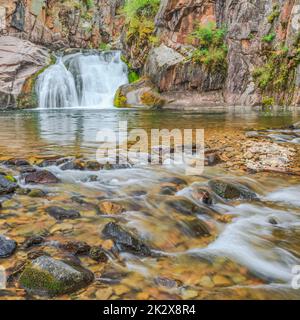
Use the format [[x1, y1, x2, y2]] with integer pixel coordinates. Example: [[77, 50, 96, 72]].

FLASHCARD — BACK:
[[0, 107, 300, 300]]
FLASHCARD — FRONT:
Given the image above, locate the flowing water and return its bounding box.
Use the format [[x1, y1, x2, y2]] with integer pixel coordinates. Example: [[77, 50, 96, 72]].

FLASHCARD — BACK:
[[36, 51, 128, 109], [1, 107, 300, 300]]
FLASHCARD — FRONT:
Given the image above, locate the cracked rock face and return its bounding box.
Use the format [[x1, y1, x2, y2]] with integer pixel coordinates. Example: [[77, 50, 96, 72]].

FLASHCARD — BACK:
[[0, 36, 49, 108]]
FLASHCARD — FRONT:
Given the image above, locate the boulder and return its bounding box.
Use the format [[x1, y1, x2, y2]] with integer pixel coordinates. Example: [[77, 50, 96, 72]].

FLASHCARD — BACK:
[[45, 206, 81, 221], [24, 170, 60, 184], [19, 256, 94, 296], [102, 222, 152, 256], [208, 178, 258, 201], [0, 234, 17, 258], [0, 36, 50, 109], [0, 174, 18, 195], [291, 122, 300, 130], [145, 44, 225, 93], [114, 78, 166, 108]]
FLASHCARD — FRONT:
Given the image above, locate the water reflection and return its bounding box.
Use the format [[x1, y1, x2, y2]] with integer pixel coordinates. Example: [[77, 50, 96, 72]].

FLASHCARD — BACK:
[[0, 106, 299, 158]]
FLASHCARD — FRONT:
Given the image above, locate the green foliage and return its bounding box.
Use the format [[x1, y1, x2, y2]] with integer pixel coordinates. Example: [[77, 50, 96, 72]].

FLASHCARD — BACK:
[[190, 22, 228, 72], [99, 43, 111, 51], [268, 5, 280, 24], [82, 0, 94, 10], [261, 96, 275, 107], [128, 71, 140, 83], [262, 33, 276, 43], [122, 0, 160, 22], [253, 47, 290, 91]]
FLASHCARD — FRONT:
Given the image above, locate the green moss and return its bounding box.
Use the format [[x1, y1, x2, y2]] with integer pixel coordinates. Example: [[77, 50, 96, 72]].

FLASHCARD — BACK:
[[253, 43, 298, 105], [128, 71, 140, 83], [114, 88, 129, 108], [19, 266, 64, 296], [268, 5, 280, 24], [262, 33, 276, 43], [140, 91, 165, 108], [262, 96, 275, 107], [4, 175, 17, 183], [17, 55, 56, 109], [190, 22, 228, 73]]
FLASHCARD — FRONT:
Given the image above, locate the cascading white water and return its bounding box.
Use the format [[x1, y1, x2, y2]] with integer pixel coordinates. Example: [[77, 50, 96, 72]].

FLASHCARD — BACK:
[[36, 51, 128, 109]]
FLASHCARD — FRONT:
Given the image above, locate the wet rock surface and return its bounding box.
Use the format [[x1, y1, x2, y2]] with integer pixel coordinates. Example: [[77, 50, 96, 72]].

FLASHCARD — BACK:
[[0, 234, 17, 258], [19, 256, 94, 296], [0, 174, 17, 194], [102, 222, 152, 257], [209, 179, 258, 201], [24, 170, 60, 184], [45, 206, 81, 221]]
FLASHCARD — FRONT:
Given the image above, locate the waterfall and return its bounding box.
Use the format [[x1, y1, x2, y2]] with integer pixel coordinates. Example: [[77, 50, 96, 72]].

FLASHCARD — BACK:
[[36, 51, 128, 109]]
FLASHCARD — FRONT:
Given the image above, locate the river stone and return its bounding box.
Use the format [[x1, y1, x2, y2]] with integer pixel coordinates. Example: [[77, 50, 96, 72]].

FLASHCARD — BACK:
[[209, 179, 258, 200], [45, 206, 81, 221], [102, 222, 151, 256], [291, 122, 300, 129], [0, 174, 18, 194], [19, 256, 94, 296], [24, 170, 60, 184], [0, 234, 17, 258]]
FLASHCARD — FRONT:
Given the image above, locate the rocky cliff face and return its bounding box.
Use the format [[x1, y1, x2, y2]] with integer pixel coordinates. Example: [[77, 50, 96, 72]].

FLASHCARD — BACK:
[[150, 0, 300, 107], [1, 0, 300, 108]]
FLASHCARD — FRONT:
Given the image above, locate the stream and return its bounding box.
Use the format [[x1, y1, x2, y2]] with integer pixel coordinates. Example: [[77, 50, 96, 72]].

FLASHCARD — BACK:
[[0, 107, 300, 299]]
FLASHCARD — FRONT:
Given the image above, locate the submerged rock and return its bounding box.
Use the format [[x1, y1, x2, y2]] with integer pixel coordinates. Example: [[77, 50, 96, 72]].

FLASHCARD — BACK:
[[102, 222, 152, 256], [0, 234, 17, 258], [209, 178, 258, 200], [89, 246, 109, 262], [98, 201, 124, 215], [60, 241, 91, 255], [45, 206, 81, 221], [24, 170, 60, 184], [23, 236, 45, 249], [177, 219, 211, 238], [0, 174, 18, 194], [19, 256, 94, 296]]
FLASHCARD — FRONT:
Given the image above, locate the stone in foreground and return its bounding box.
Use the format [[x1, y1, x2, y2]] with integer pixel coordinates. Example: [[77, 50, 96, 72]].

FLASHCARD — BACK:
[[102, 222, 152, 256], [0, 234, 17, 258], [209, 178, 258, 200], [45, 206, 81, 221], [19, 256, 94, 296], [0, 174, 18, 194], [24, 170, 60, 184]]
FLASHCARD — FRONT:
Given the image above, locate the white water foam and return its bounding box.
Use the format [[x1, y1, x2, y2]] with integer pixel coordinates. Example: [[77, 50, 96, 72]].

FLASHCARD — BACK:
[[36, 51, 128, 109]]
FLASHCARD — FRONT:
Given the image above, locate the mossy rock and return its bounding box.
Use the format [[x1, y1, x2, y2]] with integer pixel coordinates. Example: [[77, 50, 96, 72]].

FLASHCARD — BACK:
[[17, 55, 56, 109], [208, 179, 258, 201], [114, 78, 166, 109], [19, 256, 94, 296]]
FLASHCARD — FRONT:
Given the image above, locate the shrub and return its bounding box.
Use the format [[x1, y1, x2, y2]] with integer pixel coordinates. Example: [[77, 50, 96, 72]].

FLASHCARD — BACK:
[[190, 22, 228, 72], [262, 33, 276, 43], [122, 0, 160, 22], [262, 96, 275, 107]]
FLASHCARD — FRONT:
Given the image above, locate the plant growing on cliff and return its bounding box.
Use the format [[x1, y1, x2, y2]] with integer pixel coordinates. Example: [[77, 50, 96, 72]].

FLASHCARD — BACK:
[[262, 33, 276, 43], [267, 4, 280, 24], [190, 22, 228, 73], [123, 0, 160, 21], [122, 0, 160, 70]]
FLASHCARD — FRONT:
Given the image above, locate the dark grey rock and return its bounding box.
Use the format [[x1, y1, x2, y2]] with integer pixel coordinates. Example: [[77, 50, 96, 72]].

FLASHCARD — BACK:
[[0, 234, 17, 258], [45, 206, 81, 221], [102, 222, 152, 256], [0, 175, 17, 195]]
